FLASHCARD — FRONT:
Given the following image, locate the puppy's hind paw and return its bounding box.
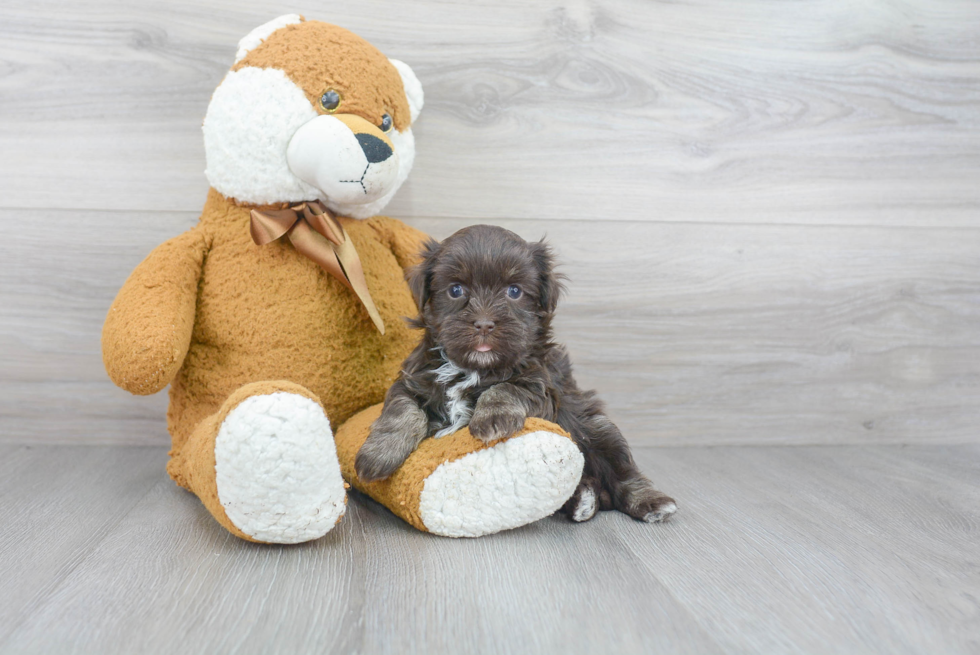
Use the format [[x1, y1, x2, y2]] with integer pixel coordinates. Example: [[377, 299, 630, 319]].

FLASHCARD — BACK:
[[642, 498, 677, 523], [560, 478, 601, 523], [619, 478, 677, 523], [572, 486, 598, 522]]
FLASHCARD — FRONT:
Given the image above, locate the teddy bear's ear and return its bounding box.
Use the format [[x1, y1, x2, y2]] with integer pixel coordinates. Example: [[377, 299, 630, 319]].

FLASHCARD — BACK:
[[389, 59, 424, 124], [234, 14, 305, 63]]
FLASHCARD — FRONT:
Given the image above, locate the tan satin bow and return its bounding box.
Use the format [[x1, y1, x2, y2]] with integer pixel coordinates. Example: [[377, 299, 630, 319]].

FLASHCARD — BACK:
[[250, 201, 385, 334]]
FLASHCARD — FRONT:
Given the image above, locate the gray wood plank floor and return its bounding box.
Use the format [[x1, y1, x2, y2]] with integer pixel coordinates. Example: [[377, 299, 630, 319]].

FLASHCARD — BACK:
[[1, 444, 977, 654]]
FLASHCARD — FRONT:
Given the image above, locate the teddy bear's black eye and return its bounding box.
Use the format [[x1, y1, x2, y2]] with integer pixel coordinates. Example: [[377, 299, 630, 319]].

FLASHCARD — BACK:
[[448, 284, 464, 299], [380, 113, 393, 133], [507, 285, 522, 300], [319, 89, 341, 112]]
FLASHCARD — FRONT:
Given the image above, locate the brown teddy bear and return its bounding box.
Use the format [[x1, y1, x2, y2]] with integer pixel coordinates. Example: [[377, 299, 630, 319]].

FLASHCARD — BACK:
[[102, 15, 584, 543]]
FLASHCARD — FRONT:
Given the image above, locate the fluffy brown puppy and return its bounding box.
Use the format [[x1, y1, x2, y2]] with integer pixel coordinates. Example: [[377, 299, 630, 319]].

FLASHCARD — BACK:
[[356, 225, 677, 523]]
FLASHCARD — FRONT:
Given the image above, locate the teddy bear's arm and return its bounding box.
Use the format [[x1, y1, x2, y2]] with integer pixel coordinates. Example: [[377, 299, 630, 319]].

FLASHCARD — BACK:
[[366, 215, 432, 271], [102, 227, 209, 396]]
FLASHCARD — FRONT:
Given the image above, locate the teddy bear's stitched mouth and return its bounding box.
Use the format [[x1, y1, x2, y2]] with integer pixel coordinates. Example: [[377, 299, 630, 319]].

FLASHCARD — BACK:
[[339, 163, 371, 195]]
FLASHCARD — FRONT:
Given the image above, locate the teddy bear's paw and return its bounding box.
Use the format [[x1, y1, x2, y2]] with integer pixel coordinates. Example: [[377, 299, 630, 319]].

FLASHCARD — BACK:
[[417, 430, 584, 538], [214, 392, 347, 543]]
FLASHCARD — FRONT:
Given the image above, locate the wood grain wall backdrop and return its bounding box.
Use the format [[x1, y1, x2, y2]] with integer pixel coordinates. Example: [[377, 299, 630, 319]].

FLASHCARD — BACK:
[[1, 0, 978, 445]]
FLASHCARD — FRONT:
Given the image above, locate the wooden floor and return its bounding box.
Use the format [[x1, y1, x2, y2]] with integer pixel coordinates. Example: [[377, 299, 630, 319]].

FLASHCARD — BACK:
[[1, 443, 977, 655]]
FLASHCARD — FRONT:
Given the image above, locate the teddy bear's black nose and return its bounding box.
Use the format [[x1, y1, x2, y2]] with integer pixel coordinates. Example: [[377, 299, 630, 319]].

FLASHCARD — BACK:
[[356, 133, 393, 163]]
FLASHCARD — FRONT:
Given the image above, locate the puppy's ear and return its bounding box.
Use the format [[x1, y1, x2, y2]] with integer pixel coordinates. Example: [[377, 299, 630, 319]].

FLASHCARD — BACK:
[[530, 239, 565, 314], [406, 239, 441, 312]]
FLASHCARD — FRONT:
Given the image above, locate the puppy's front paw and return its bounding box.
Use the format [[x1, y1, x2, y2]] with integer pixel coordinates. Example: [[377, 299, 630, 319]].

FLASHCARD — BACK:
[[468, 405, 525, 443], [355, 431, 413, 482], [356, 398, 428, 482]]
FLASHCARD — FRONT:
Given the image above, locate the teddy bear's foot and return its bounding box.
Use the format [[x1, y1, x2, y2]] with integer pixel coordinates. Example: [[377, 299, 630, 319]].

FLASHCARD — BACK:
[[168, 381, 347, 544], [418, 428, 584, 537], [336, 405, 585, 537]]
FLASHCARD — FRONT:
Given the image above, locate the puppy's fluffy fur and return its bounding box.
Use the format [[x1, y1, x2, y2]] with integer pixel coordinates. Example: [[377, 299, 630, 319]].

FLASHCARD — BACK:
[[355, 225, 676, 523]]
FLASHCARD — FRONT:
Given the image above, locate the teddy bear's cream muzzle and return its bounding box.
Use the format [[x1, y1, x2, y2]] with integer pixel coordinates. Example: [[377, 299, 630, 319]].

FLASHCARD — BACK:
[[287, 113, 400, 206]]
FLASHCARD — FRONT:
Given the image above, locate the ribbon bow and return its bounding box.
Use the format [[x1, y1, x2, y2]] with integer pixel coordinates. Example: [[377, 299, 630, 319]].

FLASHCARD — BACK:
[[250, 201, 385, 334]]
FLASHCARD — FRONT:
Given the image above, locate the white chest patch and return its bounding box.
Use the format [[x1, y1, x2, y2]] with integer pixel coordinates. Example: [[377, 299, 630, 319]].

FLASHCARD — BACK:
[[432, 356, 480, 438]]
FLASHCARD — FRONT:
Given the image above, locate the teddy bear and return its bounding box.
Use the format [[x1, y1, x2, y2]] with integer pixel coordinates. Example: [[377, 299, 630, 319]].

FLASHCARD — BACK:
[[102, 15, 584, 543]]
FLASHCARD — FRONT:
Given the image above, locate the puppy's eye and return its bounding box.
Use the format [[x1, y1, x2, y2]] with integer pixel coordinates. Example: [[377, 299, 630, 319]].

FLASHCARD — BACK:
[[319, 89, 341, 113], [507, 285, 523, 300], [380, 113, 393, 133], [448, 284, 465, 299]]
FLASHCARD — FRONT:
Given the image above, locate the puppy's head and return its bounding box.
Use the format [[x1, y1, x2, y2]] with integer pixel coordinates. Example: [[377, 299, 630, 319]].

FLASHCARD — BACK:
[[409, 225, 564, 371]]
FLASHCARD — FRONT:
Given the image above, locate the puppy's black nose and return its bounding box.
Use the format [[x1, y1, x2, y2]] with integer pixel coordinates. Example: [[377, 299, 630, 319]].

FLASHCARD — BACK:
[[475, 319, 495, 335], [356, 133, 393, 163]]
